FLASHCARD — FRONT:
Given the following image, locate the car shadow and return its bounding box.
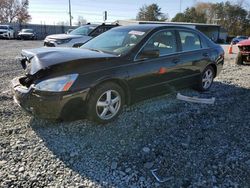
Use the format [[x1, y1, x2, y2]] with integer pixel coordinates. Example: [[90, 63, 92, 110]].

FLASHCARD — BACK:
[[30, 81, 250, 187]]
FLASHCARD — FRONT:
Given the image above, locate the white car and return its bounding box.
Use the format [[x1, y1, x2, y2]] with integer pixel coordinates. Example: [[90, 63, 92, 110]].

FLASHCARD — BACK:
[[0, 25, 15, 39], [44, 24, 118, 48]]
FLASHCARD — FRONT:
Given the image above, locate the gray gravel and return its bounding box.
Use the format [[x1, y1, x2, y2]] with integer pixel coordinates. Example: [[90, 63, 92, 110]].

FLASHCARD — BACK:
[[0, 40, 250, 187]]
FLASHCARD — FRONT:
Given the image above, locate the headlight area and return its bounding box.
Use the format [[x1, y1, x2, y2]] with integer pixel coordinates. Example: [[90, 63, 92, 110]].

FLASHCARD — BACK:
[[12, 74, 90, 120], [34, 74, 78, 92]]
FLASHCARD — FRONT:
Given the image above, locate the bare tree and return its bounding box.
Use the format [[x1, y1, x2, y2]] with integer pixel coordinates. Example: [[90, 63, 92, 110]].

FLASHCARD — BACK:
[[237, 0, 245, 7], [0, 0, 31, 23], [76, 16, 87, 26], [195, 2, 214, 24], [178, 1, 250, 35]]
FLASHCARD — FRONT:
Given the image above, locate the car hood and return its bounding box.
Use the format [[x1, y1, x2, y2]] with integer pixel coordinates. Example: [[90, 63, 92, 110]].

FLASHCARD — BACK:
[[237, 39, 250, 46], [18, 32, 33, 35], [0, 29, 8, 32], [46, 34, 85, 40], [21, 47, 117, 75]]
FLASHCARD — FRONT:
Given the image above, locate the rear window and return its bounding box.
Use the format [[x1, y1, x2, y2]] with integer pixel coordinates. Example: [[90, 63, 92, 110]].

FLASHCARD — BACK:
[[179, 31, 202, 51], [70, 25, 97, 36], [90, 26, 114, 37]]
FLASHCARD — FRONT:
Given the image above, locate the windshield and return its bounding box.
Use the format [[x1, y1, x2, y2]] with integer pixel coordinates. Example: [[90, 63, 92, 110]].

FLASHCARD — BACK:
[[70, 25, 97, 36], [0, 26, 8, 30], [22, 29, 33, 33], [81, 29, 147, 55]]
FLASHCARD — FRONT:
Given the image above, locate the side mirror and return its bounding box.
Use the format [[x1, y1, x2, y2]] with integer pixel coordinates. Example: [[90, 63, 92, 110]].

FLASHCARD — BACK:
[[138, 49, 160, 60]]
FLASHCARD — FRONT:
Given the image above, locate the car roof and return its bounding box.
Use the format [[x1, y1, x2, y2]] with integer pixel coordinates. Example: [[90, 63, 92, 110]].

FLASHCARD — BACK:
[[236, 36, 248, 38], [80, 24, 98, 27], [112, 24, 195, 32]]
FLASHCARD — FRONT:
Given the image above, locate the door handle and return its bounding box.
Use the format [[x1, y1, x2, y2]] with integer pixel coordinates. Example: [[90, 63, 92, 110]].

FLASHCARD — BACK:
[[203, 53, 209, 57], [172, 58, 180, 64]]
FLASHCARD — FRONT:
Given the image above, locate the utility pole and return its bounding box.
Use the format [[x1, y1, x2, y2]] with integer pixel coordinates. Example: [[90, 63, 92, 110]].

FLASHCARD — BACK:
[[103, 11, 107, 23], [69, 0, 72, 26], [179, 0, 182, 13]]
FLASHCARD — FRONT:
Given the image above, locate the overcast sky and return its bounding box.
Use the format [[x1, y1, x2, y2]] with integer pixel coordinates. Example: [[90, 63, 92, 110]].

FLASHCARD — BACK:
[[28, 0, 250, 25]]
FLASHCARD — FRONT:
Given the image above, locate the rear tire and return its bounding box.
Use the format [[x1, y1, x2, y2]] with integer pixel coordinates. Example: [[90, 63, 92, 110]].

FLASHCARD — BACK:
[[87, 82, 125, 124], [235, 52, 243, 65], [196, 65, 215, 92]]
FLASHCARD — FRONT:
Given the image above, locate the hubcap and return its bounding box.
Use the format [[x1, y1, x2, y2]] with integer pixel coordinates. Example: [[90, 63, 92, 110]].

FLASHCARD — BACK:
[[202, 69, 213, 89], [96, 90, 121, 120]]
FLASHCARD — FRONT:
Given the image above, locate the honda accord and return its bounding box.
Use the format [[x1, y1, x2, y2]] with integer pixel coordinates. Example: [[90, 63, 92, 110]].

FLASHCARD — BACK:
[[12, 24, 224, 123]]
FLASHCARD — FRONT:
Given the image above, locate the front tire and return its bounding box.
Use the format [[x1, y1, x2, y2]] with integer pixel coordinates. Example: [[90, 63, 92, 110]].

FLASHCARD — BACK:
[[87, 82, 125, 124], [196, 65, 215, 91], [235, 52, 243, 65]]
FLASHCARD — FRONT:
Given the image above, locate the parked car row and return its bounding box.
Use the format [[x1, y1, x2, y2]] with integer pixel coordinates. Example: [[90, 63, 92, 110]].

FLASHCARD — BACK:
[[0, 23, 119, 44], [0, 24, 37, 40]]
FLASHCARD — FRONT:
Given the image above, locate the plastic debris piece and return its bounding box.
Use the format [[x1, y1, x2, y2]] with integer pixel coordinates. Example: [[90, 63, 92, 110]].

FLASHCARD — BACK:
[[151, 169, 174, 183], [177, 93, 215, 104]]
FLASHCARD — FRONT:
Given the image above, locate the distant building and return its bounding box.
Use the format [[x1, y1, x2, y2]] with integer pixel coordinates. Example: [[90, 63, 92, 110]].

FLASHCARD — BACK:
[[116, 20, 228, 43]]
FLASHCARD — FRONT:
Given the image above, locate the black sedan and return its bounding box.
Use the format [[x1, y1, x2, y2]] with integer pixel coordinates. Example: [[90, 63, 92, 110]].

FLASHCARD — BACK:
[[17, 29, 37, 40], [12, 24, 224, 123]]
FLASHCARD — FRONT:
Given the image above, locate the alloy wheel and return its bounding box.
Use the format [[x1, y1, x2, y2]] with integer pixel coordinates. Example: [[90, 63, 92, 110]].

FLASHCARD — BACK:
[[202, 69, 214, 89], [96, 90, 121, 120]]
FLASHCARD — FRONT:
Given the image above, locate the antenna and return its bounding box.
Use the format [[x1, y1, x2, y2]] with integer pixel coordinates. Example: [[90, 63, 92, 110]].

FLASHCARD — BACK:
[[69, 0, 72, 26], [103, 11, 107, 23]]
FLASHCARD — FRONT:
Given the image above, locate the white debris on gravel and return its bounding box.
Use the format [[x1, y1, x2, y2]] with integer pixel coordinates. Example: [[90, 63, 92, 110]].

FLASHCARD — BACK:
[[142, 147, 150, 153], [0, 41, 250, 187], [177, 93, 215, 104]]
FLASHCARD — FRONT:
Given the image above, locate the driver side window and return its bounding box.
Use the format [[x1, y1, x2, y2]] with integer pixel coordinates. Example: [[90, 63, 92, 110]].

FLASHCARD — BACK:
[[141, 30, 177, 57]]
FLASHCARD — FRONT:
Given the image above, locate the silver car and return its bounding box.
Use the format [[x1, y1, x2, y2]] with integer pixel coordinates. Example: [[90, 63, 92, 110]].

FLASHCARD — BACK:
[[44, 24, 118, 48], [0, 25, 15, 39]]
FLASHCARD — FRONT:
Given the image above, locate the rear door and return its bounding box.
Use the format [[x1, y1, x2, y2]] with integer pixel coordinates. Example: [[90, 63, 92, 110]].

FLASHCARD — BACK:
[[176, 30, 213, 87]]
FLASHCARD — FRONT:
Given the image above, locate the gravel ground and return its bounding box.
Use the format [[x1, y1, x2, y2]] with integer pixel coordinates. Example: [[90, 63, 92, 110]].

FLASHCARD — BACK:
[[0, 40, 249, 187]]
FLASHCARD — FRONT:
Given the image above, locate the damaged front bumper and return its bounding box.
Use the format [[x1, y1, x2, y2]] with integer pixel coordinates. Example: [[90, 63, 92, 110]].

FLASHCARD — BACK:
[[12, 77, 90, 120]]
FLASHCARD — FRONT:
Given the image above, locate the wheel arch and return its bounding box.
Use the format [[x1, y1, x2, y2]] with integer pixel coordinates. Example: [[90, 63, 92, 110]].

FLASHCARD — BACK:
[[207, 63, 217, 78], [87, 78, 131, 105]]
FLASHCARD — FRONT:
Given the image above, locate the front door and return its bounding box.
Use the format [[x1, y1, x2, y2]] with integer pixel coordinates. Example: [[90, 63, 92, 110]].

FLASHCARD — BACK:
[[127, 29, 182, 100]]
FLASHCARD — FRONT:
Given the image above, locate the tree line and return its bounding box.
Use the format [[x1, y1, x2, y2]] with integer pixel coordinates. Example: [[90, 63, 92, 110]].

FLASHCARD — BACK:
[[137, 1, 250, 36]]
